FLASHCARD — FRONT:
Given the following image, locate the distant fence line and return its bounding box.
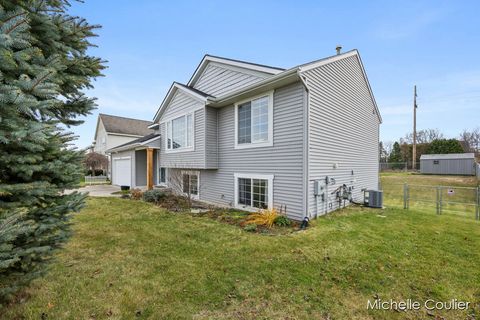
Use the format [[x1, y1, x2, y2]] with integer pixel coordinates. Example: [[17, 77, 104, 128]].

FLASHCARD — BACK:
[[84, 175, 108, 185], [380, 162, 420, 172]]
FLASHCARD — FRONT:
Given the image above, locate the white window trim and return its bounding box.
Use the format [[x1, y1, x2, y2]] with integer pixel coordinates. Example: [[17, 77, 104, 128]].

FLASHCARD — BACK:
[[157, 167, 168, 186], [233, 173, 274, 211], [181, 170, 200, 200], [162, 112, 195, 153], [234, 90, 274, 150]]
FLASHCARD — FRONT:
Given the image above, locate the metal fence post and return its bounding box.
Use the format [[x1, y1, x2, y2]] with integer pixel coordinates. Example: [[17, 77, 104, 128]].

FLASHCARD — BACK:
[[436, 187, 440, 215], [403, 183, 408, 209], [476, 186, 480, 221], [439, 187, 443, 215]]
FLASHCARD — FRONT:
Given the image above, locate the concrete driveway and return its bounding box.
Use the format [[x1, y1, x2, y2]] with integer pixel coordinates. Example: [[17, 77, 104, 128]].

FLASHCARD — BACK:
[[66, 184, 122, 197]]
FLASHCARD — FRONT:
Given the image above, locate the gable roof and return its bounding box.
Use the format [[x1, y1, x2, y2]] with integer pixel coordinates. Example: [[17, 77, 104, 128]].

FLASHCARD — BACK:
[[420, 153, 475, 160], [107, 133, 161, 153], [205, 50, 382, 123], [152, 50, 382, 123], [96, 114, 153, 138], [187, 54, 285, 87], [153, 82, 212, 123]]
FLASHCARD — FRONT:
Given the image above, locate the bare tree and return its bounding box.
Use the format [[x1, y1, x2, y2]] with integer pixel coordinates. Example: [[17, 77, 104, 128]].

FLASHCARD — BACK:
[[84, 152, 108, 175], [459, 127, 480, 155], [403, 128, 444, 144], [167, 165, 207, 209], [382, 141, 393, 161]]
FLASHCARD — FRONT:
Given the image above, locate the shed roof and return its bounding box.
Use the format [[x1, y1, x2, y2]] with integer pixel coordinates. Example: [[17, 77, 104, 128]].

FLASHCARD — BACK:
[[420, 153, 475, 160], [99, 114, 153, 136], [107, 133, 161, 153]]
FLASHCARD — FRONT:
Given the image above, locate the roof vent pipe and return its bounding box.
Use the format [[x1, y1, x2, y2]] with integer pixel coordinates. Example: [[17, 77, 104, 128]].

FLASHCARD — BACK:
[[336, 45, 342, 55]]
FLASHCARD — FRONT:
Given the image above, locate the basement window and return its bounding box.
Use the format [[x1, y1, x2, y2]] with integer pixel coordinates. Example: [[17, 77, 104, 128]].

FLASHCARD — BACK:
[[234, 173, 273, 210], [182, 171, 199, 199], [159, 167, 166, 184]]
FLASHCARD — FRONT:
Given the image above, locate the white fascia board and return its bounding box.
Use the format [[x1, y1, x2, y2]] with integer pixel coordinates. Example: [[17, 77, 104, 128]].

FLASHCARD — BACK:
[[148, 123, 160, 129], [139, 135, 161, 146], [107, 144, 140, 154], [297, 50, 358, 73], [153, 82, 208, 123], [106, 132, 144, 138]]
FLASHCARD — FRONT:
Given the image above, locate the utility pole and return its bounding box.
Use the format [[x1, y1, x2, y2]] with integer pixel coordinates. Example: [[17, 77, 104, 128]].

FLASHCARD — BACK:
[[412, 85, 417, 170]]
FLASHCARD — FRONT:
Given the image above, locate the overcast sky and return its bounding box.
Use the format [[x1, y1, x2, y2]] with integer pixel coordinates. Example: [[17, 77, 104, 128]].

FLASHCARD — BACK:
[[69, 0, 480, 148]]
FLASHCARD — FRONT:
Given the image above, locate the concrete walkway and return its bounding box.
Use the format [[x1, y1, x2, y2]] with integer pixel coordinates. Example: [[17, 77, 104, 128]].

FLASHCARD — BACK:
[[66, 184, 122, 197]]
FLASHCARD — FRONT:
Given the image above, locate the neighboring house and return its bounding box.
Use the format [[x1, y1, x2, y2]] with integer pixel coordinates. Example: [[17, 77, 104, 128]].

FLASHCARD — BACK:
[[420, 153, 477, 176], [108, 49, 382, 220], [93, 114, 153, 176]]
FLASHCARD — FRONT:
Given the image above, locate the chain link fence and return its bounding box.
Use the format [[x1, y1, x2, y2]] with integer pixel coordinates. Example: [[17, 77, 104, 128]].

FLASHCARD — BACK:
[[385, 183, 480, 220], [380, 162, 420, 172]]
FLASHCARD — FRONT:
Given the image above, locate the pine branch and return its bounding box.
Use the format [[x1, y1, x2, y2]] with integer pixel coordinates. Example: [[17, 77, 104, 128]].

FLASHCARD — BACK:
[[30, 71, 53, 91], [4, 18, 28, 35], [1, 11, 27, 25]]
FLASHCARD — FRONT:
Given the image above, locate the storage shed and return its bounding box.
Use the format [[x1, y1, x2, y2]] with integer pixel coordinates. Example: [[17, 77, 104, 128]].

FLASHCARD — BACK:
[[420, 153, 476, 176]]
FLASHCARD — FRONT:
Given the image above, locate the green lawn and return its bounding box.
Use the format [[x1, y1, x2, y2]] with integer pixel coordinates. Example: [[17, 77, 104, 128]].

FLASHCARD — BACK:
[[4, 184, 480, 319]]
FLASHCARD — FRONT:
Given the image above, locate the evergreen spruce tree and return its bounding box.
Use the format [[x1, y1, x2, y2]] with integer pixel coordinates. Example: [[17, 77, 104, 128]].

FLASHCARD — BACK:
[[0, 0, 105, 302]]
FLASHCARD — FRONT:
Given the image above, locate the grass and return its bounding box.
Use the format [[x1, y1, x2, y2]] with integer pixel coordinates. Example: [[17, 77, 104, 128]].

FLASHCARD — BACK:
[[3, 178, 480, 319]]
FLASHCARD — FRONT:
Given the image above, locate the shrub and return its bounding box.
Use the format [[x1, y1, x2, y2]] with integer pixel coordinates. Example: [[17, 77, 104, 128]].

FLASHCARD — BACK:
[[130, 189, 143, 200], [85, 169, 104, 176], [243, 223, 257, 232], [274, 215, 291, 227], [247, 208, 279, 228], [142, 189, 166, 203]]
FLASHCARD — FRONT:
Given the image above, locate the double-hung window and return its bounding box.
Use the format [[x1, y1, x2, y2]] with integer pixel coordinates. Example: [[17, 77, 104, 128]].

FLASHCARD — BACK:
[[234, 91, 273, 149], [166, 113, 194, 152], [234, 173, 273, 210]]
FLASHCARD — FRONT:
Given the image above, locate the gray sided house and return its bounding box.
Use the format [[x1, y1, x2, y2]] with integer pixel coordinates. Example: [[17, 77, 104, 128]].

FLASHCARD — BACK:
[[93, 114, 153, 155], [420, 153, 477, 176], [108, 49, 382, 220], [91, 114, 153, 177]]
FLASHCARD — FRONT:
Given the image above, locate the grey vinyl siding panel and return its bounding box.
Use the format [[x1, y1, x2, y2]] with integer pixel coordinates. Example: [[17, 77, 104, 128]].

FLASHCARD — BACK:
[[205, 107, 218, 168], [159, 90, 206, 168], [194, 63, 266, 97], [420, 159, 476, 175], [135, 150, 147, 186], [162, 90, 203, 120], [199, 82, 307, 220], [303, 55, 380, 216]]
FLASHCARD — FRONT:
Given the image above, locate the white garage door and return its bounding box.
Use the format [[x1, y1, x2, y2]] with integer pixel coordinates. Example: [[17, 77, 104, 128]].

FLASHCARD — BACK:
[[113, 157, 131, 187]]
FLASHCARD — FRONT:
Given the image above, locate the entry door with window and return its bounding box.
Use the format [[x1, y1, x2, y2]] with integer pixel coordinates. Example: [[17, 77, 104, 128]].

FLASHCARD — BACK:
[[182, 172, 199, 199]]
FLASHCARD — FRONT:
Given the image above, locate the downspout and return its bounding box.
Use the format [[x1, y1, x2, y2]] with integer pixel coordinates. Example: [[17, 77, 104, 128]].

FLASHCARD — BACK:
[[298, 70, 311, 219]]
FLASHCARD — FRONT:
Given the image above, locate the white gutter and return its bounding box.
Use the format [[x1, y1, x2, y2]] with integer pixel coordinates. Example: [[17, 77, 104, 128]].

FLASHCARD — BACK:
[[298, 71, 311, 218]]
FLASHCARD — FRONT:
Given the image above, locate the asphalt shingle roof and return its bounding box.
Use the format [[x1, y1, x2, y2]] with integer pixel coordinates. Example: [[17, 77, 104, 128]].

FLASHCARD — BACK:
[[99, 114, 153, 136]]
